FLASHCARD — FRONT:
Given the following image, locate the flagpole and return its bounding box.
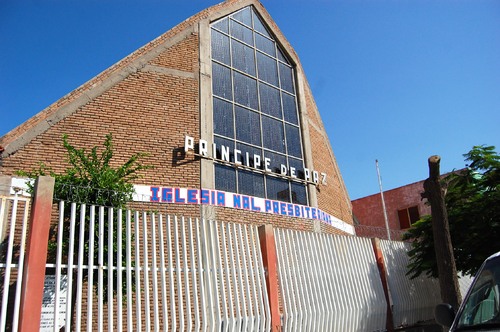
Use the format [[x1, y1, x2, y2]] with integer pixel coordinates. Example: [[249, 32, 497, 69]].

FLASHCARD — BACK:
[[376, 159, 391, 240]]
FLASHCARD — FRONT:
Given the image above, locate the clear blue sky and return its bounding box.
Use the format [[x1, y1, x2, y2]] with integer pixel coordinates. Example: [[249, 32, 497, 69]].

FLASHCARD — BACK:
[[1, 0, 499, 200]]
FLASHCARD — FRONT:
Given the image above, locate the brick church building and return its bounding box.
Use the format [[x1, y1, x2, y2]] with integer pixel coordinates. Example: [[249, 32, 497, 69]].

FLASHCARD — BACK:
[[0, 0, 354, 235]]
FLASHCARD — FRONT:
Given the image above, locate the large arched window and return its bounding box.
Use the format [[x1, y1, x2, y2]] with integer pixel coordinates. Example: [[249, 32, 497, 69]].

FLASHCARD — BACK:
[[210, 6, 308, 205]]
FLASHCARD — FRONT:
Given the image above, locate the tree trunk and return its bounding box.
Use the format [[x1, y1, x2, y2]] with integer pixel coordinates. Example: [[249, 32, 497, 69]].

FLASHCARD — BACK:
[[422, 155, 461, 308]]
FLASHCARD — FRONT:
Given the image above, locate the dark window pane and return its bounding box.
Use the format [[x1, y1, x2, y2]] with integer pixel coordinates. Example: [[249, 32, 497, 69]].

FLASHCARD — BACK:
[[211, 29, 230, 65], [398, 209, 411, 229], [264, 151, 286, 174], [212, 62, 232, 100], [252, 11, 271, 38], [259, 83, 281, 119], [277, 46, 289, 64], [255, 34, 275, 57], [262, 115, 285, 153], [288, 157, 305, 179], [230, 19, 253, 46], [236, 142, 262, 169], [266, 176, 290, 202], [213, 98, 233, 138], [285, 124, 302, 158], [235, 106, 261, 146], [291, 182, 307, 205], [409, 206, 420, 224], [282, 92, 298, 125], [232, 7, 252, 27], [215, 164, 236, 193], [231, 39, 256, 76], [233, 71, 258, 110], [238, 169, 265, 197], [213, 17, 229, 33], [257, 52, 278, 86], [279, 62, 294, 93], [214, 136, 234, 162]]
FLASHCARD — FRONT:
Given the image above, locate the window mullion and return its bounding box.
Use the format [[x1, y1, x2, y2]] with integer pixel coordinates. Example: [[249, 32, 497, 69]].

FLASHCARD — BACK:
[[252, 24, 268, 200], [275, 44, 294, 203], [227, 24, 240, 193]]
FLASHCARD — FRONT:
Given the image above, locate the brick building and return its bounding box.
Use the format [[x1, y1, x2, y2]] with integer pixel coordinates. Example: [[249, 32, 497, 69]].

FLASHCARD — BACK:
[[0, 0, 354, 235], [352, 180, 430, 239]]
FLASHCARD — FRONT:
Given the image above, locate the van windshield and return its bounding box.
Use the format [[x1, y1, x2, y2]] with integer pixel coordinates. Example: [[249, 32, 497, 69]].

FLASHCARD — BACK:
[[456, 256, 500, 330]]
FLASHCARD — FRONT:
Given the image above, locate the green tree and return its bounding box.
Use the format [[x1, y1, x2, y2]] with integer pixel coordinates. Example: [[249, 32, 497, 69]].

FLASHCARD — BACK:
[[404, 145, 500, 278], [19, 133, 150, 206], [17, 133, 151, 327]]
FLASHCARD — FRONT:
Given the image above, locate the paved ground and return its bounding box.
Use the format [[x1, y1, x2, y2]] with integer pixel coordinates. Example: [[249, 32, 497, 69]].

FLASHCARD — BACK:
[[396, 321, 443, 332]]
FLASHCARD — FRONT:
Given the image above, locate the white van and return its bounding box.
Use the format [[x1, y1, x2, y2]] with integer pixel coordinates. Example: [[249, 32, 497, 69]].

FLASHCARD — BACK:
[[435, 251, 500, 331]]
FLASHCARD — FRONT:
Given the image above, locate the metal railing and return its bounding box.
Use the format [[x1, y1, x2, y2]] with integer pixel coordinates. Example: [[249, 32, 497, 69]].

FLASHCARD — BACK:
[[39, 202, 270, 331]]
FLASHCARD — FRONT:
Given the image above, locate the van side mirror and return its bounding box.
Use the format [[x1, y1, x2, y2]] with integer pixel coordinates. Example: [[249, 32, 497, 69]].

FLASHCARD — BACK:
[[435, 303, 456, 328]]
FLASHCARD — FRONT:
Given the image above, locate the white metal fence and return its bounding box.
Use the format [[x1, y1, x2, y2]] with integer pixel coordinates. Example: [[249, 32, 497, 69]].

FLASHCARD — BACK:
[[0, 195, 31, 332], [274, 228, 388, 332], [1, 191, 472, 331], [49, 202, 271, 332], [1, 198, 271, 332], [378, 240, 473, 329], [378, 240, 441, 327]]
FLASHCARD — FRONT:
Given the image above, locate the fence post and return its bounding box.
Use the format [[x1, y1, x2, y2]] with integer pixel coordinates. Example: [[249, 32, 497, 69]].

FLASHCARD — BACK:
[[0, 175, 12, 242], [18, 176, 55, 332], [258, 224, 281, 332], [371, 238, 394, 332]]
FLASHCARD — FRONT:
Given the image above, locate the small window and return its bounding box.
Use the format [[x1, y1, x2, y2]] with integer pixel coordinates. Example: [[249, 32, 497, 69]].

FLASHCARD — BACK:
[[215, 164, 236, 193], [231, 39, 256, 75], [213, 98, 234, 138], [266, 176, 290, 202], [238, 169, 265, 197], [259, 83, 281, 118], [235, 106, 261, 145], [233, 71, 258, 110], [230, 19, 253, 45], [212, 63, 232, 100], [398, 206, 420, 229], [211, 29, 230, 65], [255, 34, 276, 57]]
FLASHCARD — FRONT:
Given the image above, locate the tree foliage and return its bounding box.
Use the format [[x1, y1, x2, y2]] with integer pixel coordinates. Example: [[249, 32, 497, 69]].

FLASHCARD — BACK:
[[17, 133, 151, 299], [18, 133, 150, 206], [404, 145, 500, 278]]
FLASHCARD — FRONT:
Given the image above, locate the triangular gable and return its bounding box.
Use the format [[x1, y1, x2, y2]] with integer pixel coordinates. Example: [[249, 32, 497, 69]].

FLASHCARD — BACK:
[[1, 0, 305, 160]]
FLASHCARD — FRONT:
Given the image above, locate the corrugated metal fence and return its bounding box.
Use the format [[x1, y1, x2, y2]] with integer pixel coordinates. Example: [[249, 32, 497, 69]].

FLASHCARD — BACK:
[[275, 228, 387, 331], [1, 190, 472, 331], [378, 240, 472, 328], [379, 240, 441, 327]]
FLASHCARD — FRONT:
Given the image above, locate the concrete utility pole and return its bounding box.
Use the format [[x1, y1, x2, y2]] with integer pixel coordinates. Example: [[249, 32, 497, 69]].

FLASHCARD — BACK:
[[422, 156, 461, 308]]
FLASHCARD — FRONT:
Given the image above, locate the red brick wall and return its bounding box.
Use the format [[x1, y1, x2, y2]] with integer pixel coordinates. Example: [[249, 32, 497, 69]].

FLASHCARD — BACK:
[[308, 119, 352, 224], [352, 181, 431, 234]]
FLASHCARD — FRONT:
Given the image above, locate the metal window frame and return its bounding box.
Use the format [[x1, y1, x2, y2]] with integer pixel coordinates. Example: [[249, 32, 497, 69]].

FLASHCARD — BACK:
[[210, 6, 308, 205]]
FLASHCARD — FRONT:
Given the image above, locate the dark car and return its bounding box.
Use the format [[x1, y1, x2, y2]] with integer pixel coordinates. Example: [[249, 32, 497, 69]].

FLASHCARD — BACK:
[[435, 251, 500, 331]]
